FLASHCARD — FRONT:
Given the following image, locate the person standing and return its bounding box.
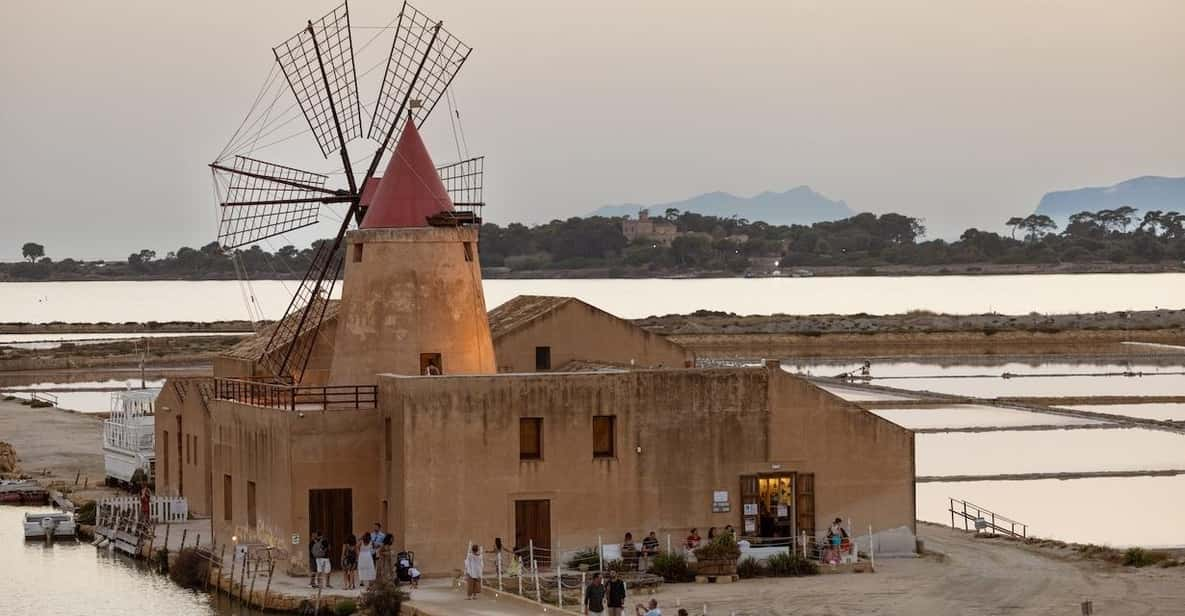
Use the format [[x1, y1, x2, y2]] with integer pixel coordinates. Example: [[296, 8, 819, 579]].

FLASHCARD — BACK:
[[342, 534, 358, 590], [371, 523, 387, 576], [312, 535, 331, 589], [308, 531, 322, 588], [357, 532, 377, 588], [584, 572, 606, 615], [606, 570, 627, 616], [138, 485, 151, 523], [464, 544, 484, 600]]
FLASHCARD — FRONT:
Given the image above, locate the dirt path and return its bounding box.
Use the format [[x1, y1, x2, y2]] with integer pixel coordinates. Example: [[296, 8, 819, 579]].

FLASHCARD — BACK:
[[0, 398, 116, 501], [646, 524, 1185, 615]]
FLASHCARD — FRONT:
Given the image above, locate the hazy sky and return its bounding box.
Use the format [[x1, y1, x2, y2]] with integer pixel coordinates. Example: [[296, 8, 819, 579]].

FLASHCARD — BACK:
[[3, 0, 1184, 259]]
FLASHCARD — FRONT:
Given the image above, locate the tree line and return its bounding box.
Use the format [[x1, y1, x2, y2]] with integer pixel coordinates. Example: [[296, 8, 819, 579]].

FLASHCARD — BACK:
[[4, 205, 1184, 281]]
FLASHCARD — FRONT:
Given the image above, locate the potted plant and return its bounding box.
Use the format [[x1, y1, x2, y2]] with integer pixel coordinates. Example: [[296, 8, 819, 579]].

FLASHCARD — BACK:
[[692, 533, 741, 576]]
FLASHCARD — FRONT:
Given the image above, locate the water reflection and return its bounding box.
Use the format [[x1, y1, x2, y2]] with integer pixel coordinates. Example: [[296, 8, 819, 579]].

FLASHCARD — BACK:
[[916, 428, 1185, 476], [871, 405, 1101, 430], [918, 477, 1185, 547], [0, 506, 261, 616]]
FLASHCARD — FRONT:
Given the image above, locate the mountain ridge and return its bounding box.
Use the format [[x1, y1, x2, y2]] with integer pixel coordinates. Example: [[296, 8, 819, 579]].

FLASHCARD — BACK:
[[1034, 175, 1185, 223], [591, 185, 854, 225]]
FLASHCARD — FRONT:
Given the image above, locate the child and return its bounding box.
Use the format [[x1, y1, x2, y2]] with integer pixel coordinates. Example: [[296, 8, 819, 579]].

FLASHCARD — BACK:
[[407, 565, 422, 589]]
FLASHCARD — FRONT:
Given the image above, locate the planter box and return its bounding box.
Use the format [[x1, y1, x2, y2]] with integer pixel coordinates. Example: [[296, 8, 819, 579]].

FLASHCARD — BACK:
[[695, 557, 738, 577]]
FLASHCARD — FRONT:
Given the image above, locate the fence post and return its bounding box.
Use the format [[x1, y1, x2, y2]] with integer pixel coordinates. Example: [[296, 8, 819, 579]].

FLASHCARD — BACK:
[[518, 562, 523, 596], [556, 558, 562, 610], [529, 539, 536, 571], [868, 525, 875, 570], [950, 498, 955, 529], [533, 557, 541, 604], [598, 534, 603, 572], [581, 571, 587, 611], [666, 534, 671, 555]]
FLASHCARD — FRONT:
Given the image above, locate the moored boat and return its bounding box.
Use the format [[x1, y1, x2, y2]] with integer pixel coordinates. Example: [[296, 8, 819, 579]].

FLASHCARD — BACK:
[[0, 479, 50, 505], [23, 511, 77, 539]]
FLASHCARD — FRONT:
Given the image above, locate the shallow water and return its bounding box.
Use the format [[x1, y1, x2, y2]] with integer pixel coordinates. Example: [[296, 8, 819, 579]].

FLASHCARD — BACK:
[[871, 405, 1101, 430], [3, 274, 1184, 322], [0, 332, 247, 350], [0, 506, 260, 616], [1069, 403, 1185, 422], [2, 379, 167, 414], [916, 428, 1185, 476], [917, 477, 1185, 547]]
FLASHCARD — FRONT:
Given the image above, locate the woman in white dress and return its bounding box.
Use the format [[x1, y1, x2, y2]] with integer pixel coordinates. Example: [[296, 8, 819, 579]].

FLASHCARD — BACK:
[[357, 532, 377, 587]]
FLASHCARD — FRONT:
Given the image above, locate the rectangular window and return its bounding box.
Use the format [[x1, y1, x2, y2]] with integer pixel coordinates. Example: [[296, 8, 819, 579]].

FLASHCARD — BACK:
[[519, 417, 543, 460], [463, 241, 474, 262], [223, 474, 233, 521], [353, 243, 363, 263], [247, 481, 257, 529], [384, 418, 392, 462], [535, 346, 551, 371], [593, 415, 616, 458], [420, 352, 442, 375]]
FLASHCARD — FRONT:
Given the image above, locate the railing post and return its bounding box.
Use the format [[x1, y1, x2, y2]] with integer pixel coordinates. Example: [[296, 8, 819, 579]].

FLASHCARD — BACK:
[[963, 502, 968, 531], [556, 558, 562, 610], [580, 571, 586, 611]]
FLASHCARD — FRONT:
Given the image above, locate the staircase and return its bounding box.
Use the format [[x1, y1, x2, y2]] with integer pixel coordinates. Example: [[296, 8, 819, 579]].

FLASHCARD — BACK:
[[948, 498, 1028, 539]]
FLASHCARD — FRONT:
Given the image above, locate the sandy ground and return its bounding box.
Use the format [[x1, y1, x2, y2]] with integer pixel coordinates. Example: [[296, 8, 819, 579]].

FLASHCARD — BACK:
[[0, 397, 117, 501], [644, 524, 1185, 616]]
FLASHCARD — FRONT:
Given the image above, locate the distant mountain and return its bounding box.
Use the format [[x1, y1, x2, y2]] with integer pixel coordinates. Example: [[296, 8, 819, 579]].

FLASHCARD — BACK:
[[591, 186, 854, 226], [1034, 176, 1185, 224]]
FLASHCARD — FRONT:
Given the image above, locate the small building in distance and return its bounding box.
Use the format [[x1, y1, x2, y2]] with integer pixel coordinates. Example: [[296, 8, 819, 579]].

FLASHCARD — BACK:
[[488, 295, 694, 372], [621, 209, 679, 245]]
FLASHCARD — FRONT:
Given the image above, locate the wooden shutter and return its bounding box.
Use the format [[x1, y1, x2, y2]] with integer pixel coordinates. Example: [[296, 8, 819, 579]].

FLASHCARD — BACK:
[[797, 473, 815, 539], [520, 417, 542, 460], [593, 415, 616, 458]]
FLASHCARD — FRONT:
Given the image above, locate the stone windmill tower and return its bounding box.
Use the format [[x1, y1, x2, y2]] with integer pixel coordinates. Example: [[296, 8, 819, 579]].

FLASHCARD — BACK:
[[329, 117, 495, 384]]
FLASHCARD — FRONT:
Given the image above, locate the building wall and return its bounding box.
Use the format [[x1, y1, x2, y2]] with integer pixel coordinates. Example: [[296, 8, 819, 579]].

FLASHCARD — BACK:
[[208, 400, 383, 573], [330, 226, 496, 384], [380, 367, 915, 575], [494, 301, 694, 372], [765, 371, 916, 548], [153, 378, 214, 516]]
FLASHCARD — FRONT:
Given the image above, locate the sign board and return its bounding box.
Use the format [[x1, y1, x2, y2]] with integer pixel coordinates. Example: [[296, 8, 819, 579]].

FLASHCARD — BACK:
[[777, 504, 789, 518], [744, 518, 756, 533], [743, 503, 758, 516], [712, 490, 730, 512], [292, 533, 301, 545]]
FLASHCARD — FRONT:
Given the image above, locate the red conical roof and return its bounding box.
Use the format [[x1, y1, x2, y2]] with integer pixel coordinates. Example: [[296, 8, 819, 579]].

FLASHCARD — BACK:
[[361, 119, 453, 229]]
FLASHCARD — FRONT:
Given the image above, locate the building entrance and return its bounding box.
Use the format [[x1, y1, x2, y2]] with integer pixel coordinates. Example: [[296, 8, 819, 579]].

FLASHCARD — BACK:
[[309, 488, 353, 568], [739, 472, 815, 539], [514, 499, 551, 565]]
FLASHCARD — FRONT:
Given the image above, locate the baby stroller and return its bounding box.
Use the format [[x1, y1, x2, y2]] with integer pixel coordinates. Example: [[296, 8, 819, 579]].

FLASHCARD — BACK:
[[396, 550, 420, 587]]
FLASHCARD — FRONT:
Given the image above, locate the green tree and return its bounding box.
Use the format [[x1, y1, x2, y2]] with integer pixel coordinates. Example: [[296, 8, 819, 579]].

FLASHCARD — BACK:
[[21, 242, 44, 262]]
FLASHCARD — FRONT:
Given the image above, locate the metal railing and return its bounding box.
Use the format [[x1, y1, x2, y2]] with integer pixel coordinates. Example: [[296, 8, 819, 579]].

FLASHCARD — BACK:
[[949, 497, 1027, 538], [213, 378, 377, 411]]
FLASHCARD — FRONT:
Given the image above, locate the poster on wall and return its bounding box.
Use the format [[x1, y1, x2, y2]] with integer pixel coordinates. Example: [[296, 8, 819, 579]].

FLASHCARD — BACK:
[[712, 490, 730, 512], [744, 518, 756, 533], [777, 504, 789, 518], [743, 503, 758, 516]]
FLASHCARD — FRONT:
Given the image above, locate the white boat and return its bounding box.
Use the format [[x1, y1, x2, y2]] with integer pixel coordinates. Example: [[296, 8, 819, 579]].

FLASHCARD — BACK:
[[103, 388, 160, 485], [23, 512, 77, 539]]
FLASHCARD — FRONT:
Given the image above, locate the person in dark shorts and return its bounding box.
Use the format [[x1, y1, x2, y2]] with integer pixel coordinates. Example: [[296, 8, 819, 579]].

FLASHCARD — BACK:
[[606, 570, 627, 616], [341, 534, 358, 590]]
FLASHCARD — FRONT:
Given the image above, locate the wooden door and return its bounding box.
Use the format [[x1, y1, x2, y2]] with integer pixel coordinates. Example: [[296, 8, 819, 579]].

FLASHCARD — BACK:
[[739, 475, 758, 537], [514, 499, 551, 566], [309, 488, 353, 568], [175, 416, 183, 496], [796, 473, 815, 540]]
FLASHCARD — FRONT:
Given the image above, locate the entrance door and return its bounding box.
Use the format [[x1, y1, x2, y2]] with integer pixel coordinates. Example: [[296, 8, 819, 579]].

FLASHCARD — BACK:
[[175, 416, 183, 496], [309, 488, 353, 568], [514, 499, 551, 566]]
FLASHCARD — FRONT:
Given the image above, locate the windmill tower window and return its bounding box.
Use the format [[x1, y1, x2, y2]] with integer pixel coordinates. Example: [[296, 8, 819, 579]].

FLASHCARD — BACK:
[[463, 241, 474, 262], [353, 243, 363, 263]]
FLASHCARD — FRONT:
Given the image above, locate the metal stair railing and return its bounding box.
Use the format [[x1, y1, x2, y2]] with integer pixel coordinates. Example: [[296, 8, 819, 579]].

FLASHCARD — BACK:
[[949, 497, 1027, 538]]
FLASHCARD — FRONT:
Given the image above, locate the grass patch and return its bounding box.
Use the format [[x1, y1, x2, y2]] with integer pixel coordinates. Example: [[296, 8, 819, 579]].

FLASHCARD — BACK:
[[1123, 547, 1172, 568], [168, 548, 209, 589], [766, 551, 819, 577], [650, 552, 693, 582]]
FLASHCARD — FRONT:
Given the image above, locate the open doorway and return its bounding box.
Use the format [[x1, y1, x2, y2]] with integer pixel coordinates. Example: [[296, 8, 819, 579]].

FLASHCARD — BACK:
[[740, 473, 810, 539]]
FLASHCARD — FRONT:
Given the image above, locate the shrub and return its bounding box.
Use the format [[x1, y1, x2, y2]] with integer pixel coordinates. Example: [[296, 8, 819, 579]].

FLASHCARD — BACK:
[[693, 533, 741, 561], [360, 578, 408, 616], [736, 556, 765, 579], [603, 558, 628, 573], [766, 551, 819, 577], [75, 500, 96, 525], [1123, 547, 1170, 568], [333, 598, 358, 615], [565, 547, 600, 571], [649, 552, 693, 582], [168, 548, 209, 589]]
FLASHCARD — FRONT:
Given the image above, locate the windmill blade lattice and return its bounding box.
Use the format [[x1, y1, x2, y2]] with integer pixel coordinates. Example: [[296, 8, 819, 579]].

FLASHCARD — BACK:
[[368, 1, 472, 158], [215, 156, 340, 250], [273, 1, 364, 158]]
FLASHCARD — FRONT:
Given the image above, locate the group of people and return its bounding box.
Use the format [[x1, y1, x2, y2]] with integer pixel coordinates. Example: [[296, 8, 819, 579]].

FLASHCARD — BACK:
[[583, 571, 681, 616], [682, 525, 737, 550], [308, 522, 420, 591], [618, 531, 662, 571]]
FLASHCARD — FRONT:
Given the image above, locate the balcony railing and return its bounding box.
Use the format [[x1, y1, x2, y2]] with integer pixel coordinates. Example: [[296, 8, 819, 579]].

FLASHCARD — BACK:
[[213, 378, 377, 411]]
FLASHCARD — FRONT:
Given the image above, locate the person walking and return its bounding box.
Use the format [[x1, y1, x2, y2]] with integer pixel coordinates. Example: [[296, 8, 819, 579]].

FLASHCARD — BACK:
[[464, 544, 484, 600], [342, 534, 358, 590], [357, 532, 377, 588], [584, 572, 606, 615], [308, 531, 322, 588], [606, 570, 627, 616]]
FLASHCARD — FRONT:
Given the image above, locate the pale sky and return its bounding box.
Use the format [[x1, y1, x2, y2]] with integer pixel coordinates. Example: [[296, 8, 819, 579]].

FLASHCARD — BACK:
[[3, 0, 1184, 259]]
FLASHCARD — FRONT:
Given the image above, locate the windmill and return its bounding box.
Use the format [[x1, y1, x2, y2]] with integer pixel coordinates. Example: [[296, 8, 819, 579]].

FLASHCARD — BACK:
[[209, 1, 482, 385]]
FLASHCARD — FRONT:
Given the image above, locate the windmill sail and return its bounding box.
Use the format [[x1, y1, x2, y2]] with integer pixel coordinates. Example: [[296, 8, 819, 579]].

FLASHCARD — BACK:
[[368, 1, 472, 158], [214, 156, 343, 250], [274, 1, 364, 158]]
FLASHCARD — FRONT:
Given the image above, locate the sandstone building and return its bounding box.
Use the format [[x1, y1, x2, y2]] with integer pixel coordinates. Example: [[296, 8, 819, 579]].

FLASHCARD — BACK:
[[155, 120, 915, 576]]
